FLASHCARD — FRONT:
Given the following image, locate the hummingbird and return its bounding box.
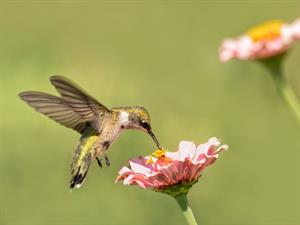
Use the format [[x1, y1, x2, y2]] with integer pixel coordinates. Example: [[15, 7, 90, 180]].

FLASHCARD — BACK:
[[19, 76, 161, 189]]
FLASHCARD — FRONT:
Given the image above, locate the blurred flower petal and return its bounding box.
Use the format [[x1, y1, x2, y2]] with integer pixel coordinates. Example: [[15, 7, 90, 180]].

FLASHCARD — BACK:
[[219, 18, 300, 61]]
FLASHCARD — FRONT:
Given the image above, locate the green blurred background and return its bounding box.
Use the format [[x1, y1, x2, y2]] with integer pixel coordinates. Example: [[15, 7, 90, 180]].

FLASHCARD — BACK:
[[0, 1, 299, 225]]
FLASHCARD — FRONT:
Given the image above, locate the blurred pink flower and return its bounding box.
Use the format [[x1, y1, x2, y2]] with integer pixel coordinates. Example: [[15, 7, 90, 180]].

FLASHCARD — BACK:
[[219, 19, 300, 62], [116, 137, 228, 196]]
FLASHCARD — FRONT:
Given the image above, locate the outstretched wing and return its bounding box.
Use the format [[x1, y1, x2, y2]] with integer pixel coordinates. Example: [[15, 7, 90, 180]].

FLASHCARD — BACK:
[[50, 76, 109, 131], [19, 91, 88, 133]]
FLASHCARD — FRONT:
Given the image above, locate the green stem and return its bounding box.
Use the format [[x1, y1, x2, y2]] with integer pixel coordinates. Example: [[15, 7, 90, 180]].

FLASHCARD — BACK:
[[174, 194, 198, 225], [259, 53, 300, 125], [265, 59, 300, 125], [272, 70, 300, 123]]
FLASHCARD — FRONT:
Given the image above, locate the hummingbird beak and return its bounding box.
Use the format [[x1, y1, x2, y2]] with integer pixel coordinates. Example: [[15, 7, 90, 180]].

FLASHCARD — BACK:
[[148, 129, 161, 149]]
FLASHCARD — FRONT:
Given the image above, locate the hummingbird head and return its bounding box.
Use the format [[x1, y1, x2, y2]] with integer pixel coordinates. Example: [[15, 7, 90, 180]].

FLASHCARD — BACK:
[[121, 106, 161, 149]]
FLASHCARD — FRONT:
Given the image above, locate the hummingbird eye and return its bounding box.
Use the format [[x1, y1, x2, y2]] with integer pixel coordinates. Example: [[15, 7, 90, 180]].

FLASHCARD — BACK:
[[141, 121, 150, 130]]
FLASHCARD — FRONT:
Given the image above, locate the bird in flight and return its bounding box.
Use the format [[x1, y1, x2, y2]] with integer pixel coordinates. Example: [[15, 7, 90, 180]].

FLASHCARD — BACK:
[[19, 76, 161, 189]]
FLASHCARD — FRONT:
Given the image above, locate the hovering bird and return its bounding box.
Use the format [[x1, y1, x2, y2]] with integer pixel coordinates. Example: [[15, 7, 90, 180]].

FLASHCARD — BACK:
[[19, 76, 161, 189]]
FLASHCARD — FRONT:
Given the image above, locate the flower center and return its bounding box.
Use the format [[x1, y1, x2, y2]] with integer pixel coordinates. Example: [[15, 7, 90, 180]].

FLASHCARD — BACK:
[[146, 148, 172, 165], [246, 20, 284, 42], [152, 149, 166, 158]]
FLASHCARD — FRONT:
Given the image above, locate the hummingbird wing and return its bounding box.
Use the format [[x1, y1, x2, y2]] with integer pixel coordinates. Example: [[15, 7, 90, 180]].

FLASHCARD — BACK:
[[19, 91, 88, 133], [50, 76, 109, 132]]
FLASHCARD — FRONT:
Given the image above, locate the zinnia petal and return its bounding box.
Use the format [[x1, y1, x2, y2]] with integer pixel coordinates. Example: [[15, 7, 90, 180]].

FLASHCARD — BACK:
[[129, 157, 155, 175], [178, 141, 196, 160]]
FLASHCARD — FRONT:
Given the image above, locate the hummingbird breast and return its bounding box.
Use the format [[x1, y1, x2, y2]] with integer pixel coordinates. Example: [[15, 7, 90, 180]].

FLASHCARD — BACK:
[[93, 111, 124, 153]]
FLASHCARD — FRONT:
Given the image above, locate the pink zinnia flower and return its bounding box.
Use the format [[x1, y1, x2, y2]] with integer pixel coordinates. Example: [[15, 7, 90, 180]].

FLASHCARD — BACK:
[[116, 137, 228, 196], [219, 18, 300, 62]]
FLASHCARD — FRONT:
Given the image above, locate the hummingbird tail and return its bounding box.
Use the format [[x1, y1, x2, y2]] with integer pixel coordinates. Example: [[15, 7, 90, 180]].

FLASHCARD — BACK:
[[70, 127, 99, 189], [70, 139, 95, 189], [70, 163, 91, 189]]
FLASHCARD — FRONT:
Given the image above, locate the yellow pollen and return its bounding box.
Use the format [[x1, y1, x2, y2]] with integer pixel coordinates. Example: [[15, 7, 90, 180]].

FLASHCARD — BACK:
[[152, 148, 166, 159], [146, 148, 166, 164], [146, 155, 153, 164], [246, 20, 284, 42]]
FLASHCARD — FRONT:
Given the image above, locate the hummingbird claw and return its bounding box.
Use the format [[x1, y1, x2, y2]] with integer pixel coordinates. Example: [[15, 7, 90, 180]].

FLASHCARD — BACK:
[[96, 157, 103, 168], [104, 155, 110, 167]]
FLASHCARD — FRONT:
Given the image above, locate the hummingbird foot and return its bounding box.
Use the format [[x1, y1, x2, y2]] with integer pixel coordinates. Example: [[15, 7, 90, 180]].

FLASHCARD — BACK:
[[104, 155, 110, 167], [96, 157, 103, 168]]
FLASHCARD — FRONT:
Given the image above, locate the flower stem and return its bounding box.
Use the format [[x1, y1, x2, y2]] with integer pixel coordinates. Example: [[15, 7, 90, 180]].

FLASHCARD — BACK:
[[174, 194, 198, 225], [261, 55, 300, 125], [271, 68, 300, 124]]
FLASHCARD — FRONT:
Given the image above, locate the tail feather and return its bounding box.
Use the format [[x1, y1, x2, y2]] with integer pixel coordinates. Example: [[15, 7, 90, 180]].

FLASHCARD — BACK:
[[70, 152, 93, 189], [70, 166, 89, 189], [70, 134, 97, 189], [70, 127, 98, 189]]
